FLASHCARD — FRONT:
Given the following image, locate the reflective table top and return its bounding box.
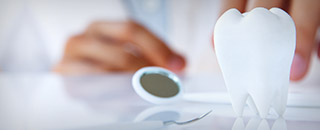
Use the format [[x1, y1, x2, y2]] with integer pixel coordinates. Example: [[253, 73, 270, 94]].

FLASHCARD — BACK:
[[0, 73, 319, 130]]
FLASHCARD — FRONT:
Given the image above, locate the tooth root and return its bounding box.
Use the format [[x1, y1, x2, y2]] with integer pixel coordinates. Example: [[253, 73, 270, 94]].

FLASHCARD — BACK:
[[250, 92, 273, 118], [247, 95, 258, 115], [228, 90, 248, 117], [272, 87, 288, 117], [272, 97, 287, 117]]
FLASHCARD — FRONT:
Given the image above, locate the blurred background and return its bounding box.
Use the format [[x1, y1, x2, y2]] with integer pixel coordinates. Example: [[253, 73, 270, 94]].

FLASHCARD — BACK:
[[0, 0, 220, 74], [0, 0, 319, 81]]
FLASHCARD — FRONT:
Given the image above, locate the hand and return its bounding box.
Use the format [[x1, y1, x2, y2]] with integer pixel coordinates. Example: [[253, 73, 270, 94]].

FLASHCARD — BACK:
[[54, 21, 185, 75], [216, 0, 320, 81]]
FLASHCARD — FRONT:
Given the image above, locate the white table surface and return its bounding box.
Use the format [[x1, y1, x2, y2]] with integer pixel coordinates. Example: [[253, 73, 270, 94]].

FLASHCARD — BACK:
[[0, 73, 319, 130]]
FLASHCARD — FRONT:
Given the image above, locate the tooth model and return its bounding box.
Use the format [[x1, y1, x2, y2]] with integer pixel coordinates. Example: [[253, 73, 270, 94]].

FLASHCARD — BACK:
[[214, 7, 296, 118]]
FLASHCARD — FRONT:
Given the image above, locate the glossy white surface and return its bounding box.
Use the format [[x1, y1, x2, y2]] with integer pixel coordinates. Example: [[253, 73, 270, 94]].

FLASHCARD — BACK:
[[0, 73, 319, 130], [214, 7, 296, 118]]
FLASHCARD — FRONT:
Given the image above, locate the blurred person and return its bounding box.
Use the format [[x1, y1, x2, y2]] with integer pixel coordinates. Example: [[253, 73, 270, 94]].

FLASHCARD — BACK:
[[55, 0, 320, 82], [0, 0, 319, 82]]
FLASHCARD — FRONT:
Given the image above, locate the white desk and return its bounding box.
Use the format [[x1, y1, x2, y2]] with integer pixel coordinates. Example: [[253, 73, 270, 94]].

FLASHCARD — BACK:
[[0, 73, 319, 130]]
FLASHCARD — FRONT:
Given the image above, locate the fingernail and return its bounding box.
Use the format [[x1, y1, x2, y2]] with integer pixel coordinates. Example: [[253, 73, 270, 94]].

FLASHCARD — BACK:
[[168, 55, 185, 71], [290, 54, 307, 80]]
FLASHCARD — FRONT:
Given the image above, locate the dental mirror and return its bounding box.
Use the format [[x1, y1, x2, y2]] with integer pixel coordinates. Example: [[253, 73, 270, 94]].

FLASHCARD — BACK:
[[132, 67, 183, 104]]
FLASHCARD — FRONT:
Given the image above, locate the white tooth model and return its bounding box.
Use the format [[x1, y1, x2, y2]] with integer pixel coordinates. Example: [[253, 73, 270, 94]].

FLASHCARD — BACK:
[[214, 7, 296, 118]]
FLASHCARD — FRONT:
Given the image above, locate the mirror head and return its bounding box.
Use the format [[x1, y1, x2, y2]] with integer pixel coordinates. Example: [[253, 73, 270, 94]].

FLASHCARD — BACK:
[[132, 67, 182, 104]]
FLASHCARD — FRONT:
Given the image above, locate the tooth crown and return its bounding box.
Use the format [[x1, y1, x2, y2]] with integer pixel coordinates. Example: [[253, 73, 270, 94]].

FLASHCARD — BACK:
[[214, 7, 296, 118]]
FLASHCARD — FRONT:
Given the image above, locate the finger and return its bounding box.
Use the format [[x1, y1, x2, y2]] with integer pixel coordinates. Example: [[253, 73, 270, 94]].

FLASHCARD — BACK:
[[219, 0, 247, 15], [86, 21, 186, 72], [129, 22, 185, 71], [54, 59, 109, 75], [65, 35, 150, 72], [86, 21, 132, 43], [289, 0, 320, 81], [246, 0, 284, 11], [54, 35, 109, 75]]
